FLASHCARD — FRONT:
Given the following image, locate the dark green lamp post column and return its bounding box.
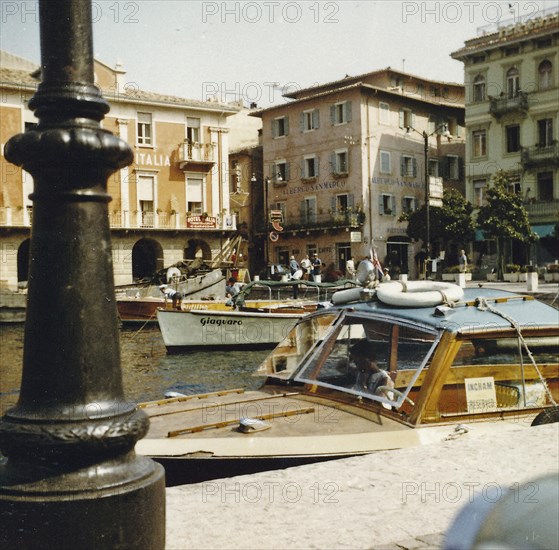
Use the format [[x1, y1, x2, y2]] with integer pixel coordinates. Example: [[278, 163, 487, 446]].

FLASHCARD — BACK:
[[0, 1, 165, 547]]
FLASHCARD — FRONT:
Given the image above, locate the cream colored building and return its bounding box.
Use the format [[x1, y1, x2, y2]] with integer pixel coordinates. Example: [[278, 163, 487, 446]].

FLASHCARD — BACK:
[[254, 69, 465, 278], [0, 51, 240, 289], [451, 8, 559, 268]]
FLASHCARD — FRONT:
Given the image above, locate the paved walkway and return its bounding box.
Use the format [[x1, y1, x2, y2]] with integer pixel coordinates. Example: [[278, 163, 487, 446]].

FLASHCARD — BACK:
[[165, 423, 558, 549]]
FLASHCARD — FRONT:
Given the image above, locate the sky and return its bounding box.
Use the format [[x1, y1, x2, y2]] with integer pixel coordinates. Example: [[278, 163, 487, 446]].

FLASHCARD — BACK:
[[1, 0, 557, 106]]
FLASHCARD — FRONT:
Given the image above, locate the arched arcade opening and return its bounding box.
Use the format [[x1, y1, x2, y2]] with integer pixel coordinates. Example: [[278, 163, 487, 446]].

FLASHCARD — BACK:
[[132, 238, 164, 281]]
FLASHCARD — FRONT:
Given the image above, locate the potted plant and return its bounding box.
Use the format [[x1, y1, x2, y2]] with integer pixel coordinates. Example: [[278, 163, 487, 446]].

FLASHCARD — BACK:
[[442, 265, 460, 281], [545, 264, 559, 282], [518, 265, 528, 282], [442, 265, 472, 282], [504, 264, 520, 282]]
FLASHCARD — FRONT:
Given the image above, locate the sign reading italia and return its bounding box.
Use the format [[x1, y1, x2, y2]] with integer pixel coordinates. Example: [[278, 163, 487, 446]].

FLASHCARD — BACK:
[[186, 215, 217, 229], [135, 150, 171, 167]]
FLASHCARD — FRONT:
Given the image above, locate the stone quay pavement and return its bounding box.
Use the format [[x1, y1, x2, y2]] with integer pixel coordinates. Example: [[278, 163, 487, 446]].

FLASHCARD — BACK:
[[165, 281, 558, 549], [165, 423, 558, 550]]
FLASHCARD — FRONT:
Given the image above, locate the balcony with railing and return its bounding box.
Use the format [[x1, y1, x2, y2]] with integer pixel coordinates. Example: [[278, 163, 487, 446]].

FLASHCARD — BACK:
[[108, 210, 236, 231], [521, 142, 559, 169], [255, 209, 365, 234], [489, 91, 529, 118], [524, 199, 559, 224], [178, 141, 216, 170], [2, 207, 237, 231]]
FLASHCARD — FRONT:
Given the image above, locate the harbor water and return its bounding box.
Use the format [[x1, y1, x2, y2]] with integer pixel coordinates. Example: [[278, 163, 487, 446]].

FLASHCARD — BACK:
[[0, 324, 269, 414]]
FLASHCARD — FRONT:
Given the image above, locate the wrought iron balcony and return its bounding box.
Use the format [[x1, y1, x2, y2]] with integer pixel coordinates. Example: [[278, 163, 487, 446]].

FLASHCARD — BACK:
[[255, 210, 365, 234], [521, 143, 559, 169], [178, 140, 215, 170], [489, 91, 529, 118], [524, 199, 559, 224]]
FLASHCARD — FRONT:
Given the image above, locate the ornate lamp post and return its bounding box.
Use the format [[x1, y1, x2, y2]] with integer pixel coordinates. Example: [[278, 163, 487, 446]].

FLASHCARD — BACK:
[[406, 123, 449, 276], [0, 1, 165, 547]]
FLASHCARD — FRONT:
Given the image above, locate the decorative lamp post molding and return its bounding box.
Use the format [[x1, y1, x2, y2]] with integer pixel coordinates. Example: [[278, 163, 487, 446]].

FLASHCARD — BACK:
[[0, 1, 165, 547]]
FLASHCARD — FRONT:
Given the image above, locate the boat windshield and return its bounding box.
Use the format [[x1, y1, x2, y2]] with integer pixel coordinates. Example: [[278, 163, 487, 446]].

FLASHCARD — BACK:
[[255, 312, 341, 378], [293, 311, 439, 408]]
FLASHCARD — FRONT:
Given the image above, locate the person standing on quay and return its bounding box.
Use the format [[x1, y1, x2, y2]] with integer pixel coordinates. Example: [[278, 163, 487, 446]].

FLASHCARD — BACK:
[[312, 253, 322, 282], [345, 256, 356, 280], [459, 249, 468, 272], [301, 254, 312, 280]]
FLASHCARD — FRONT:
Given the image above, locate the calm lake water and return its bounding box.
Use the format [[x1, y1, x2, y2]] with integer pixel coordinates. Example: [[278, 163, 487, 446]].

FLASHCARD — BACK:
[[0, 324, 269, 414]]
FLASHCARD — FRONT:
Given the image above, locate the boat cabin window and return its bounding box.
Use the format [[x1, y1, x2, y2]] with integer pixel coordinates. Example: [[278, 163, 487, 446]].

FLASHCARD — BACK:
[[255, 312, 340, 378], [432, 334, 559, 420], [294, 313, 438, 407]]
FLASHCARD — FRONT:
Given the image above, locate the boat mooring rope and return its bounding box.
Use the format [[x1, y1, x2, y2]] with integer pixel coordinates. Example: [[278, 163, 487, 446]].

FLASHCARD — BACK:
[[476, 297, 557, 407]]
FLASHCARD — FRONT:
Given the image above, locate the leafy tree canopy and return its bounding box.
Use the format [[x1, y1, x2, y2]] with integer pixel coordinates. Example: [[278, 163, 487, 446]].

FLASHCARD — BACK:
[[399, 188, 475, 247], [476, 170, 537, 243]]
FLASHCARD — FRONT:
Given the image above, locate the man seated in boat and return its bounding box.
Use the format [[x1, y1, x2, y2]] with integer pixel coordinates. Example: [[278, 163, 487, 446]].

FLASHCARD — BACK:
[[159, 284, 183, 310], [347, 339, 394, 396]]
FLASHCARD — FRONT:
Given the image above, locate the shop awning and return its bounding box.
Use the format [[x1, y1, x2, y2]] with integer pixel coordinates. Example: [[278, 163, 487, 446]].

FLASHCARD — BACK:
[[531, 224, 556, 238], [475, 229, 489, 241]]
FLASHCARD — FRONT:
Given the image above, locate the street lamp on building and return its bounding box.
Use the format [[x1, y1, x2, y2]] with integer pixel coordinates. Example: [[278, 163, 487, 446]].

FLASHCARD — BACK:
[[253, 173, 282, 268], [405, 123, 449, 272]]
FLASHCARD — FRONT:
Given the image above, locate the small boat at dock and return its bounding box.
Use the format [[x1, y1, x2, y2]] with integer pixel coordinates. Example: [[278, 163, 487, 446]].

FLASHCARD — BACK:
[[137, 283, 559, 484], [156, 279, 358, 351], [157, 301, 320, 352], [116, 264, 225, 323]]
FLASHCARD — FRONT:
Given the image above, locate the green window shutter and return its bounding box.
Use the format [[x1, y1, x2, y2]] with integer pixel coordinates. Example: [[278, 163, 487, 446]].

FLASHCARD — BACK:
[[331, 195, 337, 212], [345, 101, 352, 123], [301, 159, 306, 178], [314, 156, 319, 177], [412, 158, 418, 177], [330, 105, 336, 124], [285, 162, 291, 181], [299, 113, 305, 132], [378, 194, 384, 214], [391, 195, 397, 215], [348, 194, 355, 208], [313, 109, 320, 129], [400, 155, 406, 176], [330, 152, 336, 172], [284, 117, 289, 135], [272, 119, 277, 138]]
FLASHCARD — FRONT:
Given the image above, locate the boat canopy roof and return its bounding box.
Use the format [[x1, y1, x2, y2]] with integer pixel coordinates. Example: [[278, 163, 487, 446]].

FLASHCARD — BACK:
[[334, 288, 558, 335]]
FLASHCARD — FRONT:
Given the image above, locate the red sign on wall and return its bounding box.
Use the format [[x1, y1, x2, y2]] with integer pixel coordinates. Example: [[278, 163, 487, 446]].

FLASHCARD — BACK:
[[186, 215, 217, 229]]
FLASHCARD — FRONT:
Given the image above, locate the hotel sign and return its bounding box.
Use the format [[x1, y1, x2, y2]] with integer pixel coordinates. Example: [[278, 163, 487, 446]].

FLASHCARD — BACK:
[[280, 179, 347, 196], [186, 215, 217, 229]]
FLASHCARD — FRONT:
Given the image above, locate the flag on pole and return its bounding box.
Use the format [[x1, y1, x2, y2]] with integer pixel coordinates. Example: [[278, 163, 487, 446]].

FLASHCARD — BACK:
[[372, 250, 384, 280]]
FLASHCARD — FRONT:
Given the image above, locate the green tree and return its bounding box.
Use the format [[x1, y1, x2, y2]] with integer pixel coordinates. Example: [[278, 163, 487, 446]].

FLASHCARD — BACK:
[[476, 170, 537, 279], [399, 188, 475, 258]]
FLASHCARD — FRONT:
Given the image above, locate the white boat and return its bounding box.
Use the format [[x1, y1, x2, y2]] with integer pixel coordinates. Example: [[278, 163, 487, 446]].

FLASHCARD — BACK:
[[157, 302, 319, 352]]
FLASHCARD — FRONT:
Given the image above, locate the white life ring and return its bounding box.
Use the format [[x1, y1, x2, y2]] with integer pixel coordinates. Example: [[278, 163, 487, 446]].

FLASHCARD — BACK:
[[376, 281, 464, 307]]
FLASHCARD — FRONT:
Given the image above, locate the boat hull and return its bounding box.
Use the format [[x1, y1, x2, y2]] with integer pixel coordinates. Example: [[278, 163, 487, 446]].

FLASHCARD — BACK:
[[116, 268, 226, 322], [157, 308, 304, 351]]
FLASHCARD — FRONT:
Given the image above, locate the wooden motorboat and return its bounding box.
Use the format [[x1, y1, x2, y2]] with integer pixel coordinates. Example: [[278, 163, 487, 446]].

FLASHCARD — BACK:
[[116, 268, 226, 323], [156, 301, 320, 352], [137, 285, 559, 483]]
